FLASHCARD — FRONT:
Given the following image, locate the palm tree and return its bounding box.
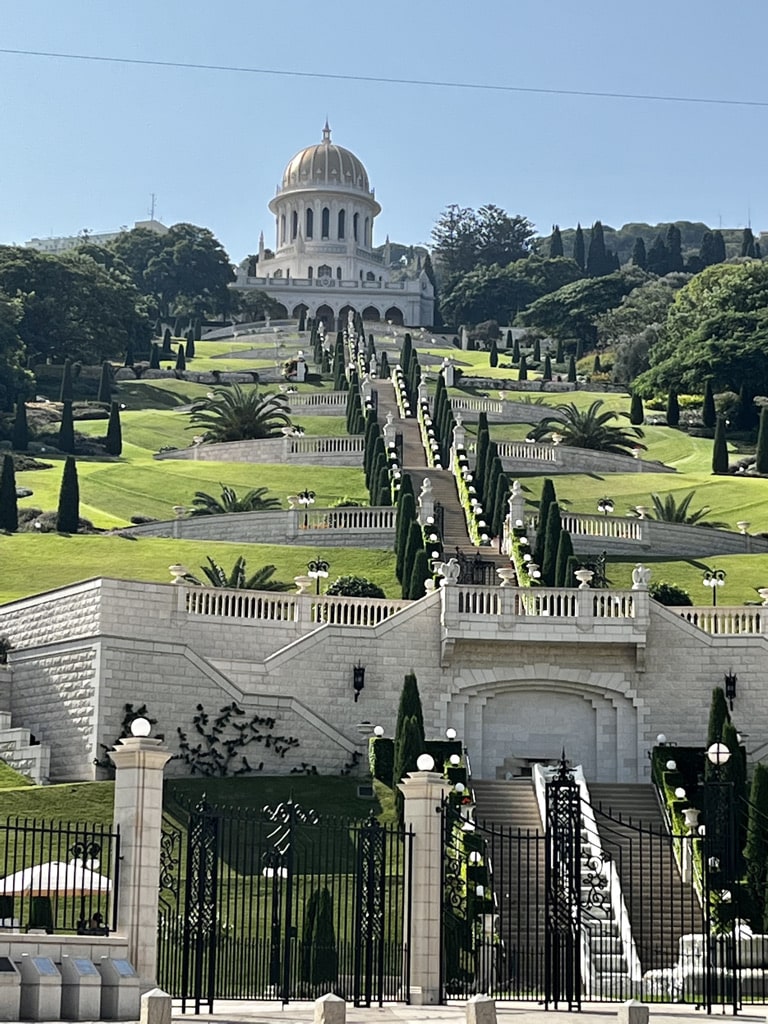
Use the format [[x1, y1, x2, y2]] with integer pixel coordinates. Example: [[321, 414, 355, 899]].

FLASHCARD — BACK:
[[530, 400, 646, 456], [188, 385, 292, 442], [188, 484, 282, 517], [185, 556, 292, 591], [648, 491, 728, 529]]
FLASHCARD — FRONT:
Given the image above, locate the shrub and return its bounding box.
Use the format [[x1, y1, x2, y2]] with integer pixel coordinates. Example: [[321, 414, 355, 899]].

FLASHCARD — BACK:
[[649, 581, 692, 606], [325, 576, 385, 599]]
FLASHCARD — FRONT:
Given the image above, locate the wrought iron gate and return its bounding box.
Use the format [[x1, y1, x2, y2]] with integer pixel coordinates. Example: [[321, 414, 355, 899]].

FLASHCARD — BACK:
[[158, 800, 412, 1009], [440, 762, 757, 1010]]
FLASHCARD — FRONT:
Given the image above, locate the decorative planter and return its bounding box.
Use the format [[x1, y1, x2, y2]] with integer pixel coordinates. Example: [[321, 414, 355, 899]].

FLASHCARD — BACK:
[[497, 567, 517, 587], [293, 575, 314, 595]]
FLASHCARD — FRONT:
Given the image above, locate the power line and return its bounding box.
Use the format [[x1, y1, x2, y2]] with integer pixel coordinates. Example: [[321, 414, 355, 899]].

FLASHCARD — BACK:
[[2, 46, 768, 110]]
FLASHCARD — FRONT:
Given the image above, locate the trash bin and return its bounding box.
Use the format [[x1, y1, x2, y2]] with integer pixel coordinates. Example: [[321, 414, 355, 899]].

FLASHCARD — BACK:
[[60, 956, 101, 1021], [96, 957, 140, 1021], [18, 955, 61, 1021], [0, 956, 20, 1022]]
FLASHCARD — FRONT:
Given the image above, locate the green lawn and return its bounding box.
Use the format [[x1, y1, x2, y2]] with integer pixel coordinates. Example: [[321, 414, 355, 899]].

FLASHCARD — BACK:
[[609, 555, 768, 605], [0, 535, 398, 605]]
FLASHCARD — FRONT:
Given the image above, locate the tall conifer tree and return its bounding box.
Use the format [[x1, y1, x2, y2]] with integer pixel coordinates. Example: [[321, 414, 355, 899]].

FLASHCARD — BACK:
[[56, 456, 80, 533], [550, 225, 564, 258], [0, 454, 18, 532], [573, 224, 585, 270]]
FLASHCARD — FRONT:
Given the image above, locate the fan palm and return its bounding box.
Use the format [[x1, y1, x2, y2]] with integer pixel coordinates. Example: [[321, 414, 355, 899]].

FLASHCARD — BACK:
[[530, 399, 646, 456], [185, 556, 292, 591], [188, 484, 282, 517], [649, 491, 728, 529], [188, 385, 292, 442]]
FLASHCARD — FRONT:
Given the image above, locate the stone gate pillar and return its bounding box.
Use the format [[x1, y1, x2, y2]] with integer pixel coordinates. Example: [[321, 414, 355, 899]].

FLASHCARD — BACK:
[[398, 767, 447, 1004], [109, 725, 172, 986]]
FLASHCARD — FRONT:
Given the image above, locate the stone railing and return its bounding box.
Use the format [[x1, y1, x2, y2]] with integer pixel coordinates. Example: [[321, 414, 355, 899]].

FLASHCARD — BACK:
[[182, 587, 410, 627], [154, 436, 364, 465], [561, 513, 644, 542], [495, 441, 557, 462], [302, 506, 397, 531], [446, 585, 639, 621], [286, 391, 347, 410], [288, 436, 365, 455], [451, 397, 504, 415], [672, 605, 767, 636]]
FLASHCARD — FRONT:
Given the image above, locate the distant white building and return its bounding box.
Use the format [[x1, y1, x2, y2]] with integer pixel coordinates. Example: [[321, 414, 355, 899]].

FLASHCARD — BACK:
[[25, 219, 168, 254], [233, 123, 434, 328]]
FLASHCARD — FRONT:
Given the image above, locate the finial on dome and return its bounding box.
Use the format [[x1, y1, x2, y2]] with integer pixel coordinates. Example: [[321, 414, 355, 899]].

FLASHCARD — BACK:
[[322, 118, 331, 144]]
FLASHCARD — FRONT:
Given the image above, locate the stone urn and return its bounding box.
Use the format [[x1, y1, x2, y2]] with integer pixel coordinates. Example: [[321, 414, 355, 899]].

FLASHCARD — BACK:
[[758, 588, 768, 607], [293, 575, 314, 595], [574, 568, 594, 590], [168, 564, 189, 584], [497, 567, 517, 587], [683, 807, 701, 830]]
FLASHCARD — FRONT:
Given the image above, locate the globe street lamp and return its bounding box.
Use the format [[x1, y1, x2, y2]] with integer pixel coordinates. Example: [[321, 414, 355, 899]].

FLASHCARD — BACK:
[[596, 497, 614, 516], [702, 568, 726, 607], [307, 556, 330, 595], [703, 740, 737, 1013], [297, 488, 316, 529]]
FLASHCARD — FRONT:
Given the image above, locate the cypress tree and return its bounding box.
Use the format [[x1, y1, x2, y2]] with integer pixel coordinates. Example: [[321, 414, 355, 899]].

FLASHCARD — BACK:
[[702, 380, 716, 428], [59, 359, 73, 402], [734, 382, 756, 432], [586, 220, 608, 277], [712, 416, 728, 474], [665, 225, 684, 272], [173, 317, 184, 338], [308, 887, 338, 988], [483, 450, 501, 521], [491, 473, 509, 540], [556, 338, 564, 364], [533, 336, 541, 362], [149, 344, 160, 369], [58, 400, 75, 454], [534, 479, 557, 565], [400, 333, 412, 371], [512, 335, 520, 363], [12, 401, 28, 452], [663, 387, 679, 427], [518, 354, 528, 381], [379, 351, 390, 378], [175, 346, 186, 371], [105, 402, 122, 456], [407, 549, 431, 600], [298, 309, 307, 332], [712, 230, 727, 263], [541, 502, 563, 586], [741, 228, 756, 258], [756, 407, 768, 474], [97, 361, 112, 404], [550, 225, 564, 258], [162, 328, 172, 352], [646, 235, 669, 276], [394, 715, 424, 820], [629, 393, 644, 425], [375, 464, 392, 507], [0, 454, 18, 532], [699, 231, 716, 267], [554, 530, 575, 587], [194, 318, 202, 341], [489, 338, 498, 368], [745, 763, 768, 928], [56, 455, 80, 533], [573, 224, 585, 270], [395, 493, 416, 581], [575, 338, 583, 361], [505, 329, 513, 349], [321, 350, 331, 374], [395, 672, 425, 750], [401, 521, 424, 599], [542, 354, 553, 381], [706, 686, 730, 748], [567, 354, 577, 383], [474, 425, 490, 499], [593, 353, 602, 374], [124, 342, 135, 367], [631, 237, 647, 269], [186, 336, 195, 360]]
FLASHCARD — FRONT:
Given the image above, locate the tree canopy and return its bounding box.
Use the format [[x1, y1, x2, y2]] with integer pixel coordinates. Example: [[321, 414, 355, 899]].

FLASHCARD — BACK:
[[431, 204, 536, 289], [634, 261, 768, 395]]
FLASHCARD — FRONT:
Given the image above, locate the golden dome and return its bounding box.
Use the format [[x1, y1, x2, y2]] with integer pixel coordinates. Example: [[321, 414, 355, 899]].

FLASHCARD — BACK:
[[280, 122, 370, 194]]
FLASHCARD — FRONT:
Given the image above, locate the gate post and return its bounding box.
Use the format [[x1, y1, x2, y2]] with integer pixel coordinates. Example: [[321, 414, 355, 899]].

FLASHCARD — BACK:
[[398, 766, 447, 1005], [109, 724, 172, 986]]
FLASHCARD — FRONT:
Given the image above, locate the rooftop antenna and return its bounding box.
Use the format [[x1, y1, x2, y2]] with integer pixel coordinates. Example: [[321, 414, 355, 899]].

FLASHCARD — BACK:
[[149, 193, 157, 221]]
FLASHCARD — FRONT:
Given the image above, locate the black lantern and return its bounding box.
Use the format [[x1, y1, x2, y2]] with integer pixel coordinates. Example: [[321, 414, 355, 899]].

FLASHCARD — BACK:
[[724, 671, 737, 710], [353, 663, 365, 702]]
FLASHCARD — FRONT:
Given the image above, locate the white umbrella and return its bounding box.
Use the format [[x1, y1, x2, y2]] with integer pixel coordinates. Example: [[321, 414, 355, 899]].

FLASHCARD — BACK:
[[0, 860, 112, 897]]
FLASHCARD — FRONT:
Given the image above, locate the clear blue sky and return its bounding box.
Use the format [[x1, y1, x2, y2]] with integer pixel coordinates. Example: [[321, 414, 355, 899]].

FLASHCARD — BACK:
[[2, 1, 767, 262]]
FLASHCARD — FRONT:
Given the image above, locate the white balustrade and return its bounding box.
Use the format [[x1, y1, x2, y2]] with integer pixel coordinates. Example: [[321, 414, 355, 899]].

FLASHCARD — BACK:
[[302, 507, 397, 531], [183, 586, 409, 626], [288, 391, 347, 408], [451, 397, 504, 415], [674, 606, 766, 635], [449, 586, 637, 621], [561, 513, 644, 542], [289, 436, 365, 455], [311, 595, 409, 626], [495, 441, 557, 462]]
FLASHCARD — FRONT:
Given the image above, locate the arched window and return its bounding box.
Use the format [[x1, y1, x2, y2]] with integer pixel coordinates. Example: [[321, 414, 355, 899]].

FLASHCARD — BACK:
[[286, 268, 290, 279], [353, 212, 359, 241], [280, 215, 286, 245], [321, 207, 330, 239], [359, 270, 363, 280], [273, 269, 283, 278], [366, 271, 375, 281], [318, 264, 332, 278], [291, 211, 298, 240], [336, 267, 342, 280], [306, 208, 314, 239], [365, 217, 370, 245], [338, 209, 345, 239], [308, 266, 313, 279]]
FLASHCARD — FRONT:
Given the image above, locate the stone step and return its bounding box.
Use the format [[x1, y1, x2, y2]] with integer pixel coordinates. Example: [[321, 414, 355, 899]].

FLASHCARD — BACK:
[[0, 717, 51, 784]]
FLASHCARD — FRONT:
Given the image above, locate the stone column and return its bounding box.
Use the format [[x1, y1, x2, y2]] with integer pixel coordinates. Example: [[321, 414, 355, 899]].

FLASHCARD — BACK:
[[109, 734, 172, 986], [398, 769, 447, 1004]]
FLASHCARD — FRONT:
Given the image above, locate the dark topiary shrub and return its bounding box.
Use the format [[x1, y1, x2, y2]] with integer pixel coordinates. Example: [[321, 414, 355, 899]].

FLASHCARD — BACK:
[[325, 575, 385, 599], [649, 581, 693, 606]]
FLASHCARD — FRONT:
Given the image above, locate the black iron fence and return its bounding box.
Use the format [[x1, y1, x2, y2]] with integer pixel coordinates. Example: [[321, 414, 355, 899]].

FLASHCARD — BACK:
[[159, 799, 412, 1010], [0, 817, 119, 934]]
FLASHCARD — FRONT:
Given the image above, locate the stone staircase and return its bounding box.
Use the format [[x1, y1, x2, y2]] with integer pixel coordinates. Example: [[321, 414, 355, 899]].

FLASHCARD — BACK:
[[588, 784, 701, 982], [0, 712, 50, 783]]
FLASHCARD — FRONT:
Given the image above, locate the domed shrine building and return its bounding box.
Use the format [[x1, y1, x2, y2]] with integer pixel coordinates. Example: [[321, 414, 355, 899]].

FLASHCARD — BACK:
[[233, 123, 435, 327]]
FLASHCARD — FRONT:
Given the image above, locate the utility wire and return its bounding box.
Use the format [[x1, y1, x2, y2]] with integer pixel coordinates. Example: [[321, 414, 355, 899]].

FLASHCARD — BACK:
[[1, 46, 768, 110]]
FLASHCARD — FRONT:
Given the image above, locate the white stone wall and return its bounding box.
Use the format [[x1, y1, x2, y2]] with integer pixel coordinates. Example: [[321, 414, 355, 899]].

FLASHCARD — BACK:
[[2, 578, 768, 783]]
